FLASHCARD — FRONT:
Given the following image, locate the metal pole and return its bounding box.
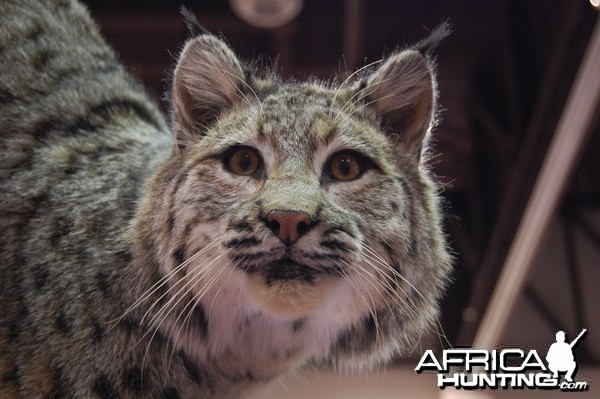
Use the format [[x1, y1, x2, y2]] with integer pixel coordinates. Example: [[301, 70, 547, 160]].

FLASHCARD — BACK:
[[473, 16, 600, 350]]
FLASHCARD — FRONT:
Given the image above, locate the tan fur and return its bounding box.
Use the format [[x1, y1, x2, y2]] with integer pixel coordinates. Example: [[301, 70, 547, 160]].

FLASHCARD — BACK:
[[246, 274, 338, 319]]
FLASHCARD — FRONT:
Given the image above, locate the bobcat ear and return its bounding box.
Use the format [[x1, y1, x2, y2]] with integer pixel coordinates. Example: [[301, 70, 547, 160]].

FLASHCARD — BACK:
[[172, 34, 247, 152], [180, 6, 210, 38], [362, 49, 436, 161]]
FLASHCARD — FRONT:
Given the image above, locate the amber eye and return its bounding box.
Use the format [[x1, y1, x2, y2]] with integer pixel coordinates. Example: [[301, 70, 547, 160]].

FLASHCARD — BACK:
[[328, 152, 363, 181], [224, 147, 261, 176]]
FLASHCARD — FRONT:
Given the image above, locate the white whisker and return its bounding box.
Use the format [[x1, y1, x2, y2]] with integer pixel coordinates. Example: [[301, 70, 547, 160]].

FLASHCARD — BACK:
[[337, 257, 383, 343], [136, 238, 224, 326], [113, 236, 225, 326], [333, 77, 394, 126], [337, 92, 398, 128], [331, 59, 384, 106], [141, 250, 227, 370], [168, 252, 232, 368], [361, 242, 450, 346], [361, 245, 422, 316], [145, 250, 224, 331], [205, 64, 264, 114]]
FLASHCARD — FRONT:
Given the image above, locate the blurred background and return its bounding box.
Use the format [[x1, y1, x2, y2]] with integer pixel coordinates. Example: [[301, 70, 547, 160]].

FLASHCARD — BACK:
[[83, 0, 599, 397]]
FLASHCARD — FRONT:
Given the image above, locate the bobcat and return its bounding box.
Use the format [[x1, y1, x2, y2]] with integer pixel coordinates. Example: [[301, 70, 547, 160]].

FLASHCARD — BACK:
[[0, 1, 452, 398]]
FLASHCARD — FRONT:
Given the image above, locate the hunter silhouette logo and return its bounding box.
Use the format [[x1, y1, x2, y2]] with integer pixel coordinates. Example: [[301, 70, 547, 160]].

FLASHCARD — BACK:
[[415, 329, 589, 391], [546, 329, 586, 383]]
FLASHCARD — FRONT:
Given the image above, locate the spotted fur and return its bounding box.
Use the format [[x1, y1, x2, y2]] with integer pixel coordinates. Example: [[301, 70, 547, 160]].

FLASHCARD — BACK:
[[0, 1, 452, 398]]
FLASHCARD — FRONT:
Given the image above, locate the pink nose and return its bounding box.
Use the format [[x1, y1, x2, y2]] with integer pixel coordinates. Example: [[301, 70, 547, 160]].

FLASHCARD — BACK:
[[265, 210, 313, 245]]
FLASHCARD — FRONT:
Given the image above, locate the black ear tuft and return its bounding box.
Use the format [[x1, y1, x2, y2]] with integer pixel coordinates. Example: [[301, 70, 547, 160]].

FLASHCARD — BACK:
[[180, 6, 210, 38], [413, 21, 452, 56]]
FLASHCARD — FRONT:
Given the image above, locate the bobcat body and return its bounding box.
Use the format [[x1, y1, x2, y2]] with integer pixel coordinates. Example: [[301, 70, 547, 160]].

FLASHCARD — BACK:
[[0, 1, 452, 398]]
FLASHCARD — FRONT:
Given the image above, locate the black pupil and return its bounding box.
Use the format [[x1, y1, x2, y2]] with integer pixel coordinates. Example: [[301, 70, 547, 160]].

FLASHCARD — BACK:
[[338, 157, 352, 176], [239, 152, 251, 171]]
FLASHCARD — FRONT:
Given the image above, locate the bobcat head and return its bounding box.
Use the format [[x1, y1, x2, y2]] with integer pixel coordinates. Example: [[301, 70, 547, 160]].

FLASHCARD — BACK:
[[130, 22, 452, 372]]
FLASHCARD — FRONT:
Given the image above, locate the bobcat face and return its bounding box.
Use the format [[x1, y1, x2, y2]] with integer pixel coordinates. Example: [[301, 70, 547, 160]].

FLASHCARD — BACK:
[[132, 30, 451, 369], [171, 83, 418, 322]]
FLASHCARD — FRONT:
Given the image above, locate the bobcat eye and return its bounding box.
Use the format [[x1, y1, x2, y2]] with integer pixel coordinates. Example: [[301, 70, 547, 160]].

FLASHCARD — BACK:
[[224, 146, 261, 176], [328, 151, 363, 181]]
